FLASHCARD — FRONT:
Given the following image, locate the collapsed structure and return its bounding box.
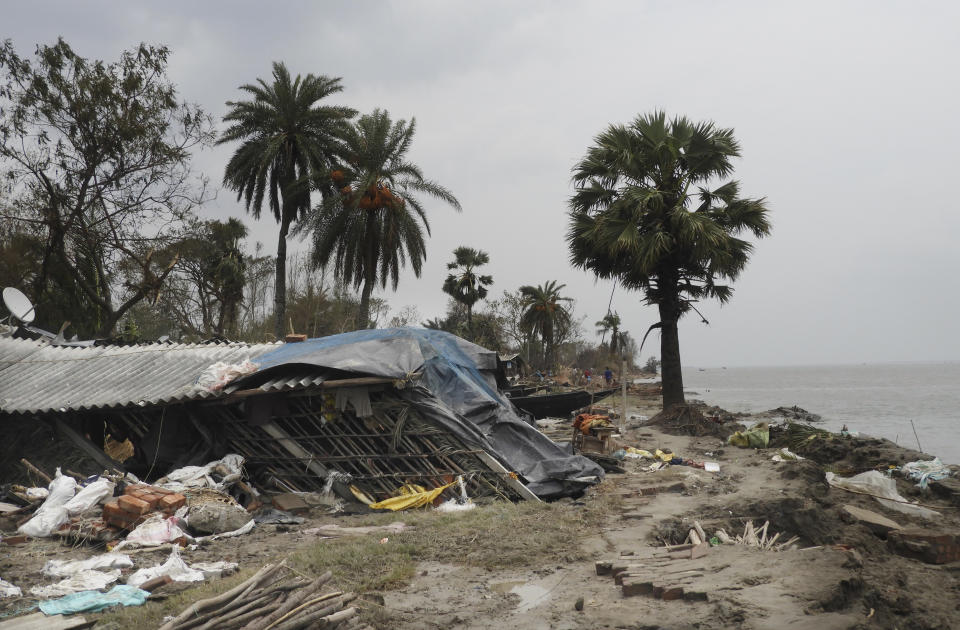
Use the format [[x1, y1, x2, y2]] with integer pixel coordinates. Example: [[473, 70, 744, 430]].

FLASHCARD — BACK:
[[0, 328, 602, 502]]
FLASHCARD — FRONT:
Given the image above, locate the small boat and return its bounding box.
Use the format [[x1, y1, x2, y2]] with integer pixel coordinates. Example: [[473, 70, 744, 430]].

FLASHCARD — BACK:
[[504, 384, 542, 397], [510, 388, 618, 419]]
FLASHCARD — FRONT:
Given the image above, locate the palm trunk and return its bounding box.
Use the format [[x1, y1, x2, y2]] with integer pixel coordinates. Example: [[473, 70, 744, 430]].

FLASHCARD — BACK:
[[658, 300, 685, 409], [358, 277, 373, 329], [274, 215, 291, 340], [467, 305, 473, 337]]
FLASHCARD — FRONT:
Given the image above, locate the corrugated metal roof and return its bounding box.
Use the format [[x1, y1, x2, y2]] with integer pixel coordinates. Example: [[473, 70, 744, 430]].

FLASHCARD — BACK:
[[0, 336, 280, 415]]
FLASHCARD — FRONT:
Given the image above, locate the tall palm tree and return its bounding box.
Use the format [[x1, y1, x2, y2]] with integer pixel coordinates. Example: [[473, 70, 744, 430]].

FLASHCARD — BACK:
[[568, 112, 771, 408], [442, 246, 493, 334], [595, 311, 623, 355], [308, 109, 461, 328], [218, 62, 355, 339], [519, 280, 572, 368]]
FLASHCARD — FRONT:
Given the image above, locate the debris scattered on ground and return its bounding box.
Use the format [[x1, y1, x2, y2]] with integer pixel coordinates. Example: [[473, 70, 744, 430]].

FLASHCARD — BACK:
[[38, 584, 150, 615], [826, 470, 940, 519]]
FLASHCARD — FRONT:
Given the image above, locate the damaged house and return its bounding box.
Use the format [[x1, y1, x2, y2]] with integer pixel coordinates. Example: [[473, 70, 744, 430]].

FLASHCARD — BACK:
[[0, 328, 603, 504]]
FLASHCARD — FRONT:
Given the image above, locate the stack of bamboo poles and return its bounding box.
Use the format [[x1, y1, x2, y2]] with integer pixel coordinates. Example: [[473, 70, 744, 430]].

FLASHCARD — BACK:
[[158, 562, 365, 630]]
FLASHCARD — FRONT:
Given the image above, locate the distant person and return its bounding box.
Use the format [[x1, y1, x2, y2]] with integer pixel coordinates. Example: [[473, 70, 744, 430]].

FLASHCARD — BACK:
[[604, 366, 613, 386], [584, 367, 591, 385]]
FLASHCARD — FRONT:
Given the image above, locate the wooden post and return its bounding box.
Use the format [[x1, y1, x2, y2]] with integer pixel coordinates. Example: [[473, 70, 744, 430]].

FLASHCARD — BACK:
[[621, 357, 628, 432]]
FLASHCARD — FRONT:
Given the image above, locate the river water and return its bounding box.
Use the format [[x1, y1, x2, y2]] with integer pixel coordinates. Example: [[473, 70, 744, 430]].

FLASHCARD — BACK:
[[679, 362, 960, 465]]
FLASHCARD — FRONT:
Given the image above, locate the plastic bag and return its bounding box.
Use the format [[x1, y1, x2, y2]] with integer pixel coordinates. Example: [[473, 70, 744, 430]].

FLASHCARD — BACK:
[[18, 469, 77, 537], [826, 471, 939, 519], [728, 422, 770, 448], [30, 569, 121, 599], [38, 584, 149, 615], [64, 478, 115, 516], [43, 553, 133, 578], [369, 481, 455, 511], [901, 458, 949, 489], [157, 454, 245, 493], [772, 447, 804, 462], [126, 546, 205, 588], [0, 578, 21, 598]]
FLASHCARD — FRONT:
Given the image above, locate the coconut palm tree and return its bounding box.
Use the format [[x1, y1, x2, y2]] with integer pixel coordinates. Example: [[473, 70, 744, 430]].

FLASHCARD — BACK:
[[568, 112, 770, 408], [308, 109, 461, 328], [519, 280, 572, 368], [595, 311, 623, 354], [219, 62, 355, 339], [442, 246, 493, 335]]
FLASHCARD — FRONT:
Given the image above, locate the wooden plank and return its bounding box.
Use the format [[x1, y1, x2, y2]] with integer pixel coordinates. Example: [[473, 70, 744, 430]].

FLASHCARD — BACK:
[[52, 418, 124, 473], [0, 612, 90, 630], [474, 451, 541, 502]]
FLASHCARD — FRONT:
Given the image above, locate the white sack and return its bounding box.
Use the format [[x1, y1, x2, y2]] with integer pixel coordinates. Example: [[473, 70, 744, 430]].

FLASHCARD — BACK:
[[18, 469, 77, 537], [157, 454, 244, 493], [64, 478, 115, 516], [0, 578, 21, 598], [113, 514, 189, 550]]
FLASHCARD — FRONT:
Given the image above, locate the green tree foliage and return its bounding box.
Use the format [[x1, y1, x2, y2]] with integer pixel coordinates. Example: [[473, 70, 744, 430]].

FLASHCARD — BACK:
[[219, 62, 355, 340], [568, 112, 771, 408], [441, 246, 493, 334], [308, 109, 461, 329], [0, 38, 214, 336], [518, 280, 573, 369]]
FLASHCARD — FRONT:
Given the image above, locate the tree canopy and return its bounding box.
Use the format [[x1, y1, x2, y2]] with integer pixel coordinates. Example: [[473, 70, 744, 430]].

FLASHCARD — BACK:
[[568, 112, 770, 407], [0, 38, 214, 336], [442, 246, 493, 333]]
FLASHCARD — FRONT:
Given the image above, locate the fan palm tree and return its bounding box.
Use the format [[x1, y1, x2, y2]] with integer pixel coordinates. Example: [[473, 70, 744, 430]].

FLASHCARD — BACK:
[[519, 280, 572, 368], [595, 311, 623, 354], [568, 112, 770, 408], [442, 246, 493, 334], [218, 62, 355, 339], [308, 109, 461, 328]]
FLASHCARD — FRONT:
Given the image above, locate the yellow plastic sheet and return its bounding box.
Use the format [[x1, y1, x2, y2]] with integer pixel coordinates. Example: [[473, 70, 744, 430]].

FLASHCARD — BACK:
[[654, 449, 675, 462], [728, 422, 770, 448], [368, 481, 456, 511]]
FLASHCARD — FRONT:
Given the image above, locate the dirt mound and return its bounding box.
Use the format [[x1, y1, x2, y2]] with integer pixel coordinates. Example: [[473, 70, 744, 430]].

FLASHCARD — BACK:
[[646, 404, 744, 438], [768, 424, 929, 470]]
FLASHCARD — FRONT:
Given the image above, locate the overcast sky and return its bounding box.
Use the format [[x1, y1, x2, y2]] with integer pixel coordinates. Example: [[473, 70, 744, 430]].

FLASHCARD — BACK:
[[6, 1, 960, 367]]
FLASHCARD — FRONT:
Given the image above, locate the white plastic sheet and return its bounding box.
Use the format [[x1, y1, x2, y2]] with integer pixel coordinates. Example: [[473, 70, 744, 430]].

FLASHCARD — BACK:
[[0, 578, 21, 598], [195, 360, 257, 391], [126, 547, 204, 588], [30, 569, 122, 599], [901, 458, 950, 489], [64, 478, 115, 516], [18, 469, 77, 538], [157, 454, 245, 493], [826, 470, 940, 519], [43, 553, 133, 579], [25, 487, 49, 500]]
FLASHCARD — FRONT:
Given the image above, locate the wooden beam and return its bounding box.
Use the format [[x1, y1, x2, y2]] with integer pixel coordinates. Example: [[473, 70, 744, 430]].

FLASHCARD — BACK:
[[474, 451, 541, 502], [52, 418, 124, 474]]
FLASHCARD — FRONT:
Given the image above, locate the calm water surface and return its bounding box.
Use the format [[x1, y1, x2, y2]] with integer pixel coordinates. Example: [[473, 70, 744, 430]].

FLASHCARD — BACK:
[[681, 362, 960, 465]]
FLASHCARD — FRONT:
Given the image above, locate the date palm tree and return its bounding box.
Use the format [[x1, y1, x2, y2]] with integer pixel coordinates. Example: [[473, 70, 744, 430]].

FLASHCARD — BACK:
[[442, 246, 493, 335], [568, 112, 770, 408], [519, 280, 572, 368], [308, 109, 461, 328], [219, 62, 355, 339]]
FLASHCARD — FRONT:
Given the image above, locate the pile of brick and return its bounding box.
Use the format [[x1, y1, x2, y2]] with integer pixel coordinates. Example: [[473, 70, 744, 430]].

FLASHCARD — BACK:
[[888, 528, 960, 564], [594, 545, 711, 602], [102, 484, 186, 530]]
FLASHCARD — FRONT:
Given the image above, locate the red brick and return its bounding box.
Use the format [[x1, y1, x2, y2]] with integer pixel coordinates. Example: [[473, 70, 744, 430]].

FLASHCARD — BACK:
[[102, 500, 125, 520], [621, 579, 653, 597], [118, 495, 151, 515], [662, 587, 684, 601], [158, 494, 186, 512], [652, 586, 665, 599]]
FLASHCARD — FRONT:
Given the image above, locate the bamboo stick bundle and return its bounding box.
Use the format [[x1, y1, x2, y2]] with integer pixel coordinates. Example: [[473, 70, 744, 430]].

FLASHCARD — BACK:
[[162, 564, 358, 630]]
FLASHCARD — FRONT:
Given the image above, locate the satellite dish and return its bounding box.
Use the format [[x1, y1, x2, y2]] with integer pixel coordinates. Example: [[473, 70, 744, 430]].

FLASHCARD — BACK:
[[2, 287, 36, 324]]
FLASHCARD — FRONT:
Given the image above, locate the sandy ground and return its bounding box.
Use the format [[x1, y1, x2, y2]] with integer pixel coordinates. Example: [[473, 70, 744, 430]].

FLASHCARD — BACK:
[[2, 388, 959, 629]]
